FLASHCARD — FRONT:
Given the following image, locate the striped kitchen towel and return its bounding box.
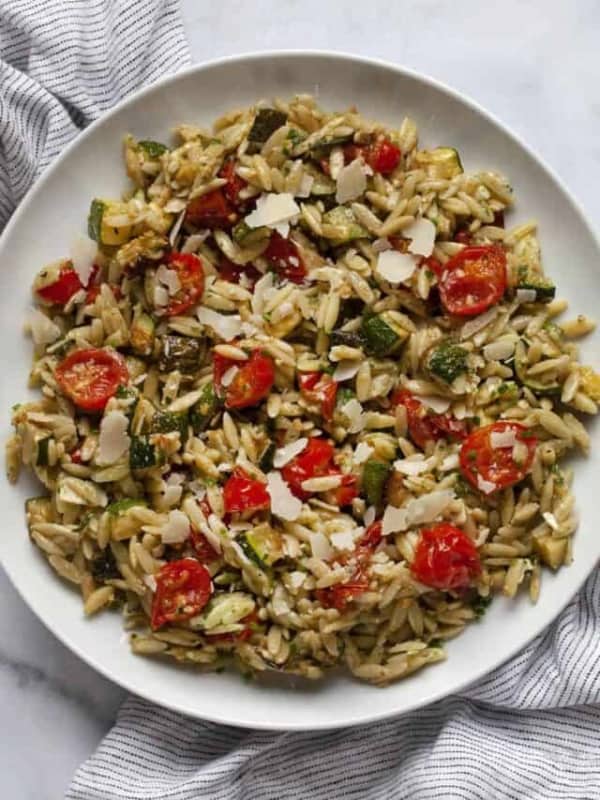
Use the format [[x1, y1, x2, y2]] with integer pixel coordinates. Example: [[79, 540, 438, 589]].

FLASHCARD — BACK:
[[1, 4, 599, 799]]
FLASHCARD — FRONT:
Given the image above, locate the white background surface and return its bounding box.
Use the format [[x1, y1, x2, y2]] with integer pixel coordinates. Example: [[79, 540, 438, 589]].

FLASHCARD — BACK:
[[1, 1, 598, 797]]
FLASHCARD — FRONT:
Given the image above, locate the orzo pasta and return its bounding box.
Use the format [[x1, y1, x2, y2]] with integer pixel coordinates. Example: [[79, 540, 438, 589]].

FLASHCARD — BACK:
[[7, 96, 599, 685]]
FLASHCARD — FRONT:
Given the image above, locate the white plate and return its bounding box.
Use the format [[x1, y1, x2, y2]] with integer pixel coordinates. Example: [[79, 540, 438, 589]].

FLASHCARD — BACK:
[[1, 52, 599, 731]]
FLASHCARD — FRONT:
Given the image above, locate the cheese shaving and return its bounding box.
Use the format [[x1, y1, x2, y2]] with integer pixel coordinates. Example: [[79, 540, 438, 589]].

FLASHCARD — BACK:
[[69, 234, 96, 285], [161, 509, 191, 544], [244, 193, 300, 235], [97, 411, 131, 465], [341, 398, 365, 433], [267, 471, 302, 521], [28, 308, 61, 345], [376, 250, 418, 284], [477, 475, 497, 495], [490, 429, 517, 449], [309, 531, 333, 560], [197, 306, 242, 340], [335, 159, 367, 204], [353, 442, 374, 464], [273, 438, 308, 468], [404, 217, 436, 257], [382, 489, 455, 535], [332, 360, 361, 382]]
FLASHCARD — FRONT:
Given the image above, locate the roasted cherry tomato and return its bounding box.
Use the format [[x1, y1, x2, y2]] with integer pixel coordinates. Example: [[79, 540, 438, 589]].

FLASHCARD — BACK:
[[165, 252, 205, 316], [263, 231, 307, 284], [333, 474, 358, 507], [55, 348, 129, 412], [223, 467, 270, 514], [453, 229, 472, 245], [281, 438, 335, 500], [218, 159, 248, 208], [392, 390, 467, 450], [411, 523, 481, 591], [150, 558, 212, 630], [298, 372, 338, 422], [218, 257, 260, 289], [185, 188, 237, 228], [315, 520, 383, 610], [366, 137, 402, 174], [69, 448, 82, 464], [190, 528, 219, 562], [459, 421, 537, 494], [37, 263, 83, 305], [438, 245, 507, 317], [212, 350, 236, 395], [224, 350, 275, 410]]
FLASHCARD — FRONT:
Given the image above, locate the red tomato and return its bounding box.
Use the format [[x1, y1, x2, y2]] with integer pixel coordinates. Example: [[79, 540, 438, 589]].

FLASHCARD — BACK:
[[366, 138, 402, 174], [263, 231, 307, 284], [298, 372, 338, 422], [411, 523, 481, 590], [392, 390, 467, 450], [185, 188, 237, 228], [422, 256, 443, 277], [333, 473, 358, 507], [438, 245, 507, 317], [218, 159, 248, 208], [190, 528, 219, 562], [223, 467, 270, 514], [315, 521, 383, 609], [70, 448, 82, 464], [37, 264, 83, 305], [213, 350, 236, 396], [281, 438, 335, 500], [150, 558, 212, 630], [218, 257, 260, 289], [165, 252, 205, 316], [453, 229, 472, 245], [55, 348, 129, 412], [459, 421, 537, 494], [225, 350, 275, 410]]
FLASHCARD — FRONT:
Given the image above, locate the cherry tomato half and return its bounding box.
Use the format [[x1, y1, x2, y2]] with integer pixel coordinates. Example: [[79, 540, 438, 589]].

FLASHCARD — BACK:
[[218, 159, 248, 208], [298, 372, 338, 422], [165, 252, 205, 316], [190, 528, 219, 562], [366, 138, 402, 174], [332, 474, 358, 508], [150, 558, 212, 630], [223, 467, 270, 514], [315, 521, 383, 610], [281, 438, 335, 500], [56, 348, 129, 412], [459, 421, 537, 494], [185, 188, 237, 228], [224, 350, 275, 410], [218, 257, 260, 289], [411, 523, 481, 591], [37, 263, 83, 305], [263, 231, 307, 284], [438, 245, 507, 317], [391, 390, 467, 450]]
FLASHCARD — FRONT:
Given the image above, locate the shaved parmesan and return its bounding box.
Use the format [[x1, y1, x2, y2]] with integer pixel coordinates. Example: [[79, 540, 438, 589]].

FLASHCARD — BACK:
[[516, 288, 537, 303], [404, 217, 436, 257], [288, 571, 306, 589], [168, 208, 186, 247], [245, 193, 300, 237], [28, 308, 61, 345], [197, 306, 242, 340], [251, 272, 275, 315], [364, 505, 376, 527], [154, 285, 169, 307], [490, 429, 517, 449], [332, 360, 361, 382], [267, 471, 303, 521], [477, 475, 497, 495], [221, 365, 239, 388], [330, 530, 356, 551], [353, 442, 374, 464], [382, 489, 455, 535], [161, 509, 191, 544], [393, 456, 433, 476], [440, 453, 460, 471], [273, 437, 308, 468], [335, 159, 367, 204], [309, 531, 333, 560], [341, 398, 365, 433], [376, 250, 418, 284], [156, 264, 181, 295], [483, 338, 516, 361], [296, 174, 314, 198], [460, 307, 498, 340], [97, 411, 130, 465], [69, 234, 97, 285], [417, 395, 451, 414]]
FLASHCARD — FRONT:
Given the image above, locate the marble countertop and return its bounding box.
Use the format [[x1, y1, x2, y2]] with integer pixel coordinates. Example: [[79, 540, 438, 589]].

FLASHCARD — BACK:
[[2, 1, 599, 797]]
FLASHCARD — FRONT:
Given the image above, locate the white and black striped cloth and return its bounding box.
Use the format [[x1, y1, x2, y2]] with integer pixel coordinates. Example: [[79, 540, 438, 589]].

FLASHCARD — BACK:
[[1, 4, 599, 798]]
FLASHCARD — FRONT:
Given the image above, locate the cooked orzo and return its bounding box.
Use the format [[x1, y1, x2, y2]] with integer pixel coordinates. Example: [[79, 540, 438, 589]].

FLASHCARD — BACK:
[[7, 95, 600, 685]]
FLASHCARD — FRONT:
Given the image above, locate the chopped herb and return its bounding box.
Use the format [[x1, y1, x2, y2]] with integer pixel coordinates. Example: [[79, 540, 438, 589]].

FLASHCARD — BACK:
[[138, 140, 168, 158], [472, 595, 493, 619], [428, 638, 444, 648]]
